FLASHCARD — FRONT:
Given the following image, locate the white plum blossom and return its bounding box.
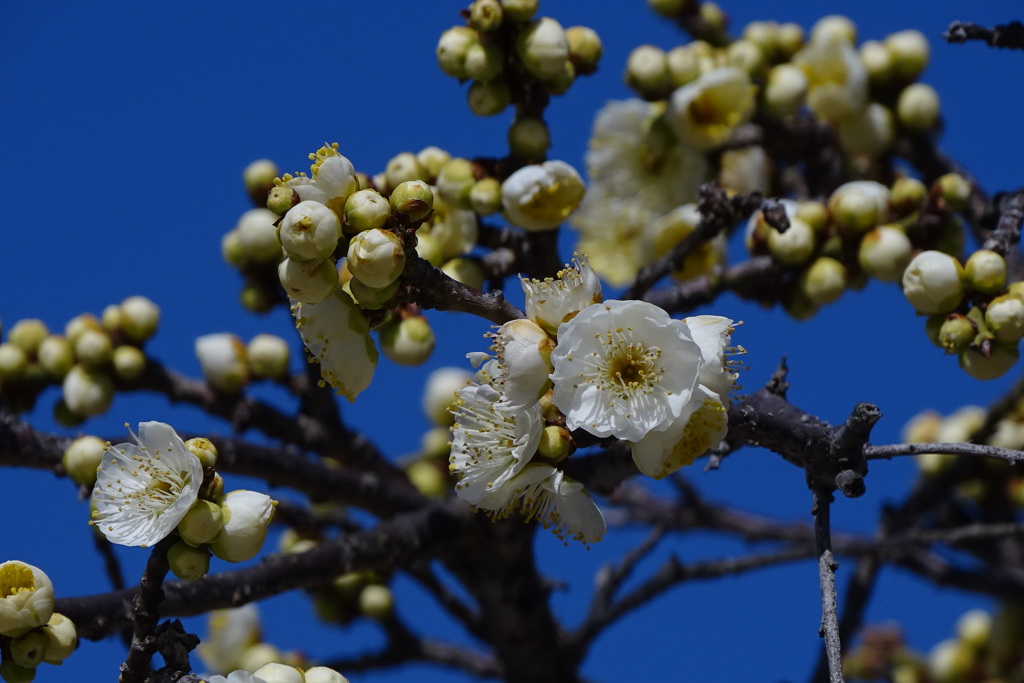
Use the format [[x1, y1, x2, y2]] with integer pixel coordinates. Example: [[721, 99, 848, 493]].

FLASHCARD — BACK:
[[198, 604, 262, 674], [291, 290, 378, 402], [550, 300, 704, 442], [91, 422, 203, 548], [501, 160, 586, 232], [665, 67, 756, 150], [0, 561, 55, 638], [488, 319, 555, 411], [520, 253, 603, 335]]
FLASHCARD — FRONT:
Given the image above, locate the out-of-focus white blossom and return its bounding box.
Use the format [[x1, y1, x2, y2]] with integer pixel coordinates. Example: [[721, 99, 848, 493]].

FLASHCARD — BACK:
[[502, 160, 585, 232], [0, 562, 55, 638]]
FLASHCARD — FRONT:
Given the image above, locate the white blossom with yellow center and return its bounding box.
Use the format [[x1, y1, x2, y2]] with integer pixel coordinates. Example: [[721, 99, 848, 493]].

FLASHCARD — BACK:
[[550, 300, 704, 442], [0, 561, 55, 638], [91, 422, 203, 548], [501, 160, 586, 232], [666, 67, 756, 151]]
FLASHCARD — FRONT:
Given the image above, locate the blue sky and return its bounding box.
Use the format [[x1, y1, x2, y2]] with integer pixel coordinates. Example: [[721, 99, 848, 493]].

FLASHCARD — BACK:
[[3, 1, 1024, 681]]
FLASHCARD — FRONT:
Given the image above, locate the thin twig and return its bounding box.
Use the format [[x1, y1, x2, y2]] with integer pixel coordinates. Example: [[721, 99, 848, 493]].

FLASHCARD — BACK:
[[811, 487, 844, 683], [864, 441, 1024, 463]]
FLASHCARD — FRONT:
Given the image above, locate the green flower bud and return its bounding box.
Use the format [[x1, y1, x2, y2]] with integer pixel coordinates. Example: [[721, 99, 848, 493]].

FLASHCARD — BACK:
[[501, 0, 538, 23], [517, 17, 569, 80], [858, 225, 912, 282], [436, 26, 478, 79], [221, 230, 246, 267], [423, 367, 472, 426], [379, 315, 435, 366], [8, 319, 48, 355], [897, 83, 940, 131], [280, 200, 341, 261], [985, 294, 1024, 343], [39, 613, 77, 665], [902, 250, 965, 314], [347, 276, 401, 310], [10, 631, 47, 668], [414, 232, 445, 267], [766, 218, 816, 267], [303, 667, 351, 683], [390, 180, 434, 222], [725, 39, 764, 77], [794, 201, 828, 234], [837, 103, 894, 157], [647, 0, 685, 17], [665, 45, 701, 88], [236, 643, 283, 674], [421, 426, 453, 460], [177, 499, 225, 546], [167, 541, 210, 582], [243, 159, 278, 204], [470, 177, 503, 215], [626, 44, 669, 98], [184, 437, 218, 469], [385, 151, 427, 188], [359, 584, 394, 621], [37, 335, 73, 380], [960, 343, 1019, 380], [62, 364, 113, 417], [469, 0, 503, 31], [464, 42, 504, 81], [63, 435, 105, 486], [698, 2, 727, 34], [937, 173, 971, 212], [53, 400, 84, 428], [73, 329, 113, 368], [416, 146, 451, 182], [763, 64, 807, 117], [508, 116, 551, 161], [64, 313, 102, 347], [406, 460, 447, 498], [278, 257, 339, 305], [119, 295, 160, 344], [859, 40, 892, 83], [436, 158, 477, 208], [891, 177, 927, 214], [501, 160, 585, 231], [565, 25, 601, 74], [344, 189, 391, 233], [254, 662, 304, 683], [800, 256, 847, 305], [938, 314, 974, 354], [441, 258, 485, 289], [347, 229, 406, 289], [538, 424, 572, 462], [829, 180, 890, 235], [246, 334, 290, 381], [101, 304, 122, 332], [811, 15, 857, 45], [239, 281, 277, 314], [234, 208, 282, 264], [0, 661, 36, 683], [467, 79, 511, 116], [965, 249, 1006, 295], [956, 609, 992, 651], [777, 23, 805, 58], [266, 184, 300, 216], [885, 29, 929, 82], [195, 333, 249, 393]]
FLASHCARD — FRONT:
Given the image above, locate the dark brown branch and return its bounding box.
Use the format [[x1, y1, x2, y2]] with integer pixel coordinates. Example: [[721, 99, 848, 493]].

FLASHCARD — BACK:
[[403, 254, 525, 325], [811, 487, 844, 683], [119, 538, 174, 683], [641, 256, 785, 314], [945, 20, 1024, 50]]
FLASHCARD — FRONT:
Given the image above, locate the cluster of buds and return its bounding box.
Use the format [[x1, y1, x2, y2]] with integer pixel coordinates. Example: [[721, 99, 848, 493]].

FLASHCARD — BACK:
[[193, 333, 291, 393], [0, 561, 77, 682], [209, 665, 349, 683], [199, 605, 304, 677], [307, 567, 394, 627], [436, 0, 602, 125], [88, 422, 277, 582], [0, 297, 160, 423]]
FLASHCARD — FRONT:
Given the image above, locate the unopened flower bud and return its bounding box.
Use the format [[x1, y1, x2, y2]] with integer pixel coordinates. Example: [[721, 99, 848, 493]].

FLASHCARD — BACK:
[[119, 295, 161, 343], [184, 437, 218, 469], [37, 335, 73, 380], [8, 319, 48, 355], [897, 83, 940, 131], [538, 424, 572, 462], [470, 177, 503, 215], [436, 158, 477, 209], [470, 0, 503, 31], [234, 208, 282, 264], [885, 29, 929, 82], [502, 0, 538, 23], [267, 185, 299, 216], [406, 460, 447, 498], [508, 117, 551, 161], [347, 229, 406, 289], [278, 257, 338, 305], [837, 102, 894, 157], [39, 613, 77, 665], [236, 643, 283, 674], [441, 257, 486, 289], [464, 42, 503, 81], [421, 425, 453, 459], [167, 540, 210, 582], [379, 315, 435, 366], [858, 225, 912, 282], [246, 334, 290, 381], [859, 40, 892, 83], [195, 333, 249, 393], [811, 15, 856, 45], [517, 17, 569, 81], [767, 218, 816, 267], [344, 189, 391, 233], [63, 435, 105, 486], [960, 343, 1019, 380], [829, 180, 890, 234], [626, 44, 669, 98], [74, 329, 113, 367], [467, 79, 511, 116], [10, 631, 47, 668], [210, 490, 277, 563], [303, 667, 351, 683], [937, 173, 971, 212], [416, 146, 451, 181], [200, 472, 225, 502], [415, 232, 445, 266], [62, 364, 114, 417], [891, 177, 927, 214], [240, 281, 277, 314], [436, 26, 478, 78], [0, 561, 54, 638], [965, 249, 1006, 295], [501, 160, 585, 231], [359, 584, 394, 621], [254, 662, 304, 683], [178, 499, 225, 546], [101, 304, 122, 332], [938, 314, 974, 354], [902, 250, 965, 314], [221, 230, 245, 267], [985, 294, 1024, 343], [64, 313, 102, 346], [726, 39, 764, 77], [957, 609, 992, 650], [777, 23, 804, 57], [423, 367, 472, 425], [566, 25, 601, 74], [386, 153, 427, 189], [764, 64, 807, 117], [648, 0, 685, 16], [280, 200, 342, 261], [0, 661, 36, 683], [800, 256, 847, 305], [0, 343, 28, 382], [390, 180, 434, 222], [243, 159, 278, 203], [347, 276, 401, 310]]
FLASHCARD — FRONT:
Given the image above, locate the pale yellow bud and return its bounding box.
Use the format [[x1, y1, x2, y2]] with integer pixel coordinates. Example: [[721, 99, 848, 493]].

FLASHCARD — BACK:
[[63, 435, 105, 486], [167, 541, 210, 582], [178, 500, 225, 546], [965, 249, 1006, 295], [379, 315, 435, 366], [516, 17, 569, 80], [112, 345, 147, 383], [359, 584, 394, 621], [344, 189, 392, 233], [897, 83, 940, 131], [508, 117, 550, 161], [37, 335, 74, 380], [8, 319, 48, 355], [39, 613, 77, 665], [247, 334, 291, 381], [278, 257, 339, 305], [467, 79, 511, 116], [800, 257, 847, 305]]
